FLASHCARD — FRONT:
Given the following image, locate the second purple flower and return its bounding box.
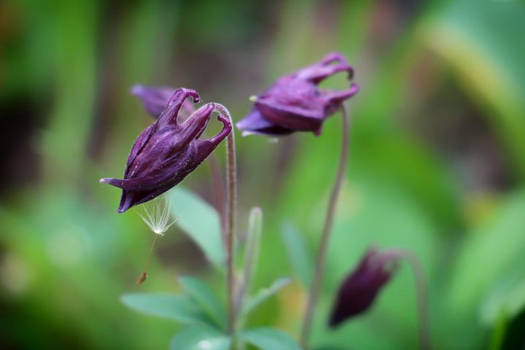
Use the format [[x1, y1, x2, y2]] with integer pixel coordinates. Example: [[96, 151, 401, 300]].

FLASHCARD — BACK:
[[237, 52, 359, 136]]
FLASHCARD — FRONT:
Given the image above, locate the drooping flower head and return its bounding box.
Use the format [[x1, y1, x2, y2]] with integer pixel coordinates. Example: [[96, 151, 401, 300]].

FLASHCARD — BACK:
[[237, 52, 359, 136], [100, 88, 231, 213], [329, 247, 400, 327]]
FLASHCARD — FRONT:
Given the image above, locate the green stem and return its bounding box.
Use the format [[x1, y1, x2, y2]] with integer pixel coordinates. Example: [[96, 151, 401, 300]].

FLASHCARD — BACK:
[[208, 154, 226, 240], [300, 106, 350, 349], [387, 249, 431, 350], [214, 104, 238, 339]]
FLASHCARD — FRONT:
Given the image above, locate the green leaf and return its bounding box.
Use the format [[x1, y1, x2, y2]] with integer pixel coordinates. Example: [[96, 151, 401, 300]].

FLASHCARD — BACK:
[[241, 328, 301, 350], [424, 0, 525, 176], [481, 271, 525, 326], [168, 188, 224, 269], [243, 277, 291, 316], [449, 189, 525, 316], [281, 222, 312, 286], [489, 312, 508, 350], [179, 276, 226, 330], [120, 293, 209, 325], [170, 325, 230, 350]]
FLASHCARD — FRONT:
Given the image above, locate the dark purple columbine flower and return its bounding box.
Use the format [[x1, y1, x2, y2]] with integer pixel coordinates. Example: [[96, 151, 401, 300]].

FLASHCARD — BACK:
[[329, 247, 400, 327], [131, 84, 195, 119], [236, 52, 359, 136], [100, 88, 231, 213]]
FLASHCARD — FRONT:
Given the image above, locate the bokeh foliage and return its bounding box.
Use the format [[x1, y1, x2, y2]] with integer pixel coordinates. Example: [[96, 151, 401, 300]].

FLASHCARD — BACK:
[[1, 0, 525, 349]]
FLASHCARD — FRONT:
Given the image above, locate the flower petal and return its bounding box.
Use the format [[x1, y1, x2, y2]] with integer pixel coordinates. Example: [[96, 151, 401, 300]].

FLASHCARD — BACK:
[[236, 107, 293, 136], [178, 103, 215, 145], [157, 88, 199, 128], [296, 52, 354, 84], [131, 85, 176, 117]]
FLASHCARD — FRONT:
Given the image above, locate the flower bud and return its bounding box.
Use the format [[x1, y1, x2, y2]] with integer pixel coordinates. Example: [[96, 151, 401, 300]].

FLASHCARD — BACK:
[[329, 247, 400, 327]]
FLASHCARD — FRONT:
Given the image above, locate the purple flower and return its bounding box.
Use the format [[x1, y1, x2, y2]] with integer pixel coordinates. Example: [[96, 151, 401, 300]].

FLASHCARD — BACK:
[[100, 88, 231, 213], [236, 52, 359, 136], [131, 84, 196, 119], [329, 247, 400, 327]]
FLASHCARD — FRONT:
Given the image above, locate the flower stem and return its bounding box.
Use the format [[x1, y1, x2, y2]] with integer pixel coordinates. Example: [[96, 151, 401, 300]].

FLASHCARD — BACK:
[[214, 104, 238, 337], [390, 249, 431, 350], [208, 154, 226, 240], [300, 106, 350, 349]]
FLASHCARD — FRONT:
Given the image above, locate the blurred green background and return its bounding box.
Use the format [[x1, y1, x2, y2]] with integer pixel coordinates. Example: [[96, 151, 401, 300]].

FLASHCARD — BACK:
[[1, 0, 525, 349]]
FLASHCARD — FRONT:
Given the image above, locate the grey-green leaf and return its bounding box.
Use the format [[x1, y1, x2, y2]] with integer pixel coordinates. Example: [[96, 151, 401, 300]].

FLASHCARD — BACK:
[[170, 325, 231, 350], [120, 293, 209, 325], [168, 188, 224, 269], [241, 328, 301, 350], [243, 277, 291, 316], [179, 276, 226, 330], [281, 222, 312, 286]]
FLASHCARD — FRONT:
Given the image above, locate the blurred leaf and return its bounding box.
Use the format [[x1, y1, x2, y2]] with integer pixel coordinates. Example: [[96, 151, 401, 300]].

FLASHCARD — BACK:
[[120, 293, 209, 325], [489, 312, 508, 350], [170, 325, 230, 350], [179, 276, 226, 330], [449, 189, 525, 316], [481, 271, 525, 326], [281, 222, 312, 286], [0, 186, 181, 349], [243, 277, 291, 317], [241, 327, 301, 350], [168, 188, 224, 269], [424, 0, 525, 176], [40, 0, 98, 181]]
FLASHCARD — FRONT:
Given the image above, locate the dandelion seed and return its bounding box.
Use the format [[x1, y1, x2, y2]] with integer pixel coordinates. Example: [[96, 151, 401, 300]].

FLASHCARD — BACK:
[[135, 197, 175, 285], [137, 197, 175, 235]]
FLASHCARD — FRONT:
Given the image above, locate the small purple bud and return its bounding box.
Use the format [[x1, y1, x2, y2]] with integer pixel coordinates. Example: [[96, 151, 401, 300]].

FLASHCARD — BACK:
[[236, 52, 359, 136], [131, 84, 195, 119], [329, 247, 400, 327], [100, 88, 232, 213]]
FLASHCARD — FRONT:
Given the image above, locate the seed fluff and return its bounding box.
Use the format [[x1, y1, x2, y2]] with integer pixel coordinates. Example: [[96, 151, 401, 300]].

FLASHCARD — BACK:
[[137, 197, 175, 235]]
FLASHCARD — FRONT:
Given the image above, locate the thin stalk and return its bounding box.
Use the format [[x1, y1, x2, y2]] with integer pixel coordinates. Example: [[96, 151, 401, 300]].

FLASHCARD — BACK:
[[136, 234, 159, 285], [208, 154, 226, 241], [214, 103, 238, 337], [300, 106, 350, 349], [389, 249, 430, 350]]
